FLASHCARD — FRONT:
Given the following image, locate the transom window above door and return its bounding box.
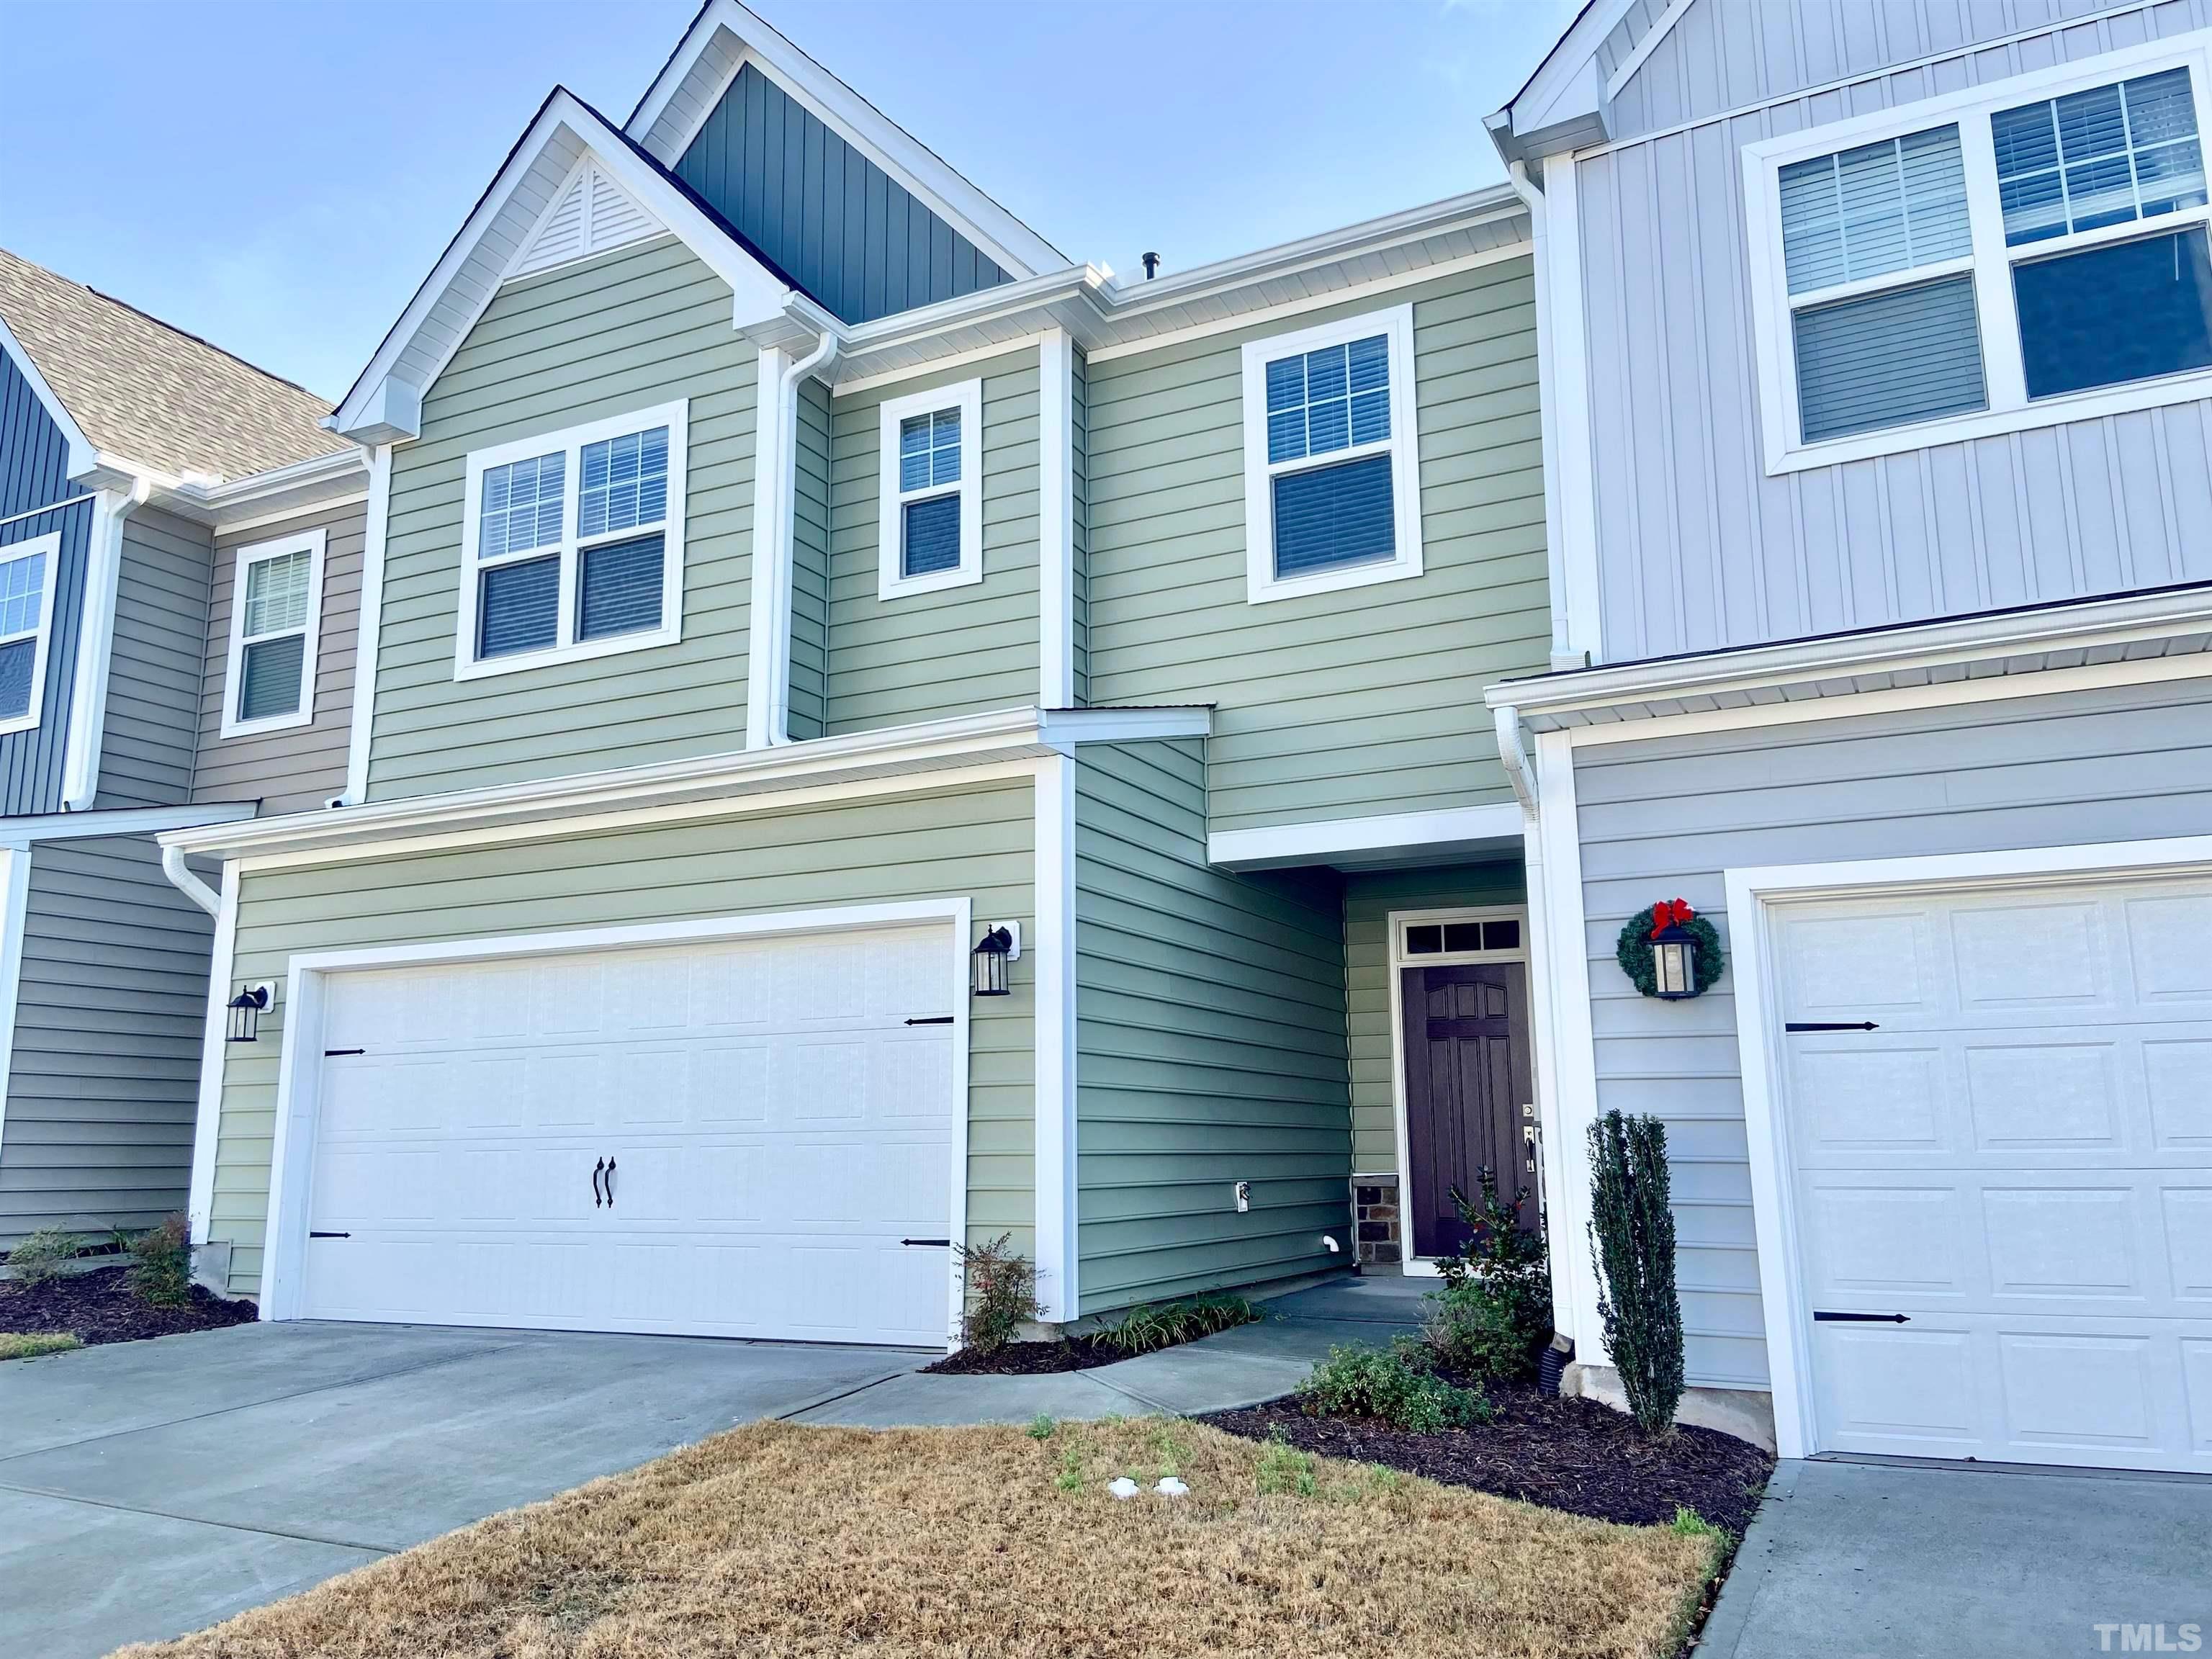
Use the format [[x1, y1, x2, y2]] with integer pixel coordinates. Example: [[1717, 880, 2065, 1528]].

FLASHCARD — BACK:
[[876, 379, 981, 599], [456, 400, 688, 679], [1239, 303, 1423, 603], [1744, 37, 2212, 472], [0, 531, 58, 735], [222, 528, 325, 737]]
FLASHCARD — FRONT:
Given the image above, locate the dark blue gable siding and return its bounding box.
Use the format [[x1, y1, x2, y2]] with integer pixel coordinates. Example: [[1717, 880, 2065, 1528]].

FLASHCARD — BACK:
[[0, 348, 91, 816], [676, 65, 1015, 324]]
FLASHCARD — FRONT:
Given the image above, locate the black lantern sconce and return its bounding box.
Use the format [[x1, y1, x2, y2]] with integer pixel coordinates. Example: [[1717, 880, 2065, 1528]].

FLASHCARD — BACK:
[[971, 922, 1021, 997], [226, 982, 273, 1043], [1650, 909, 1698, 1001]]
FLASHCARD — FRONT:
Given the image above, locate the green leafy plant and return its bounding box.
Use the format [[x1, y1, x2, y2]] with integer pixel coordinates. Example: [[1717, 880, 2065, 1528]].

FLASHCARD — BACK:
[[1295, 1339, 1494, 1434], [1670, 1505, 1722, 1539], [950, 1233, 1040, 1354], [1588, 1110, 1686, 1438], [4, 1228, 81, 1287], [0, 1333, 81, 1360], [126, 1213, 193, 1308], [1099, 1291, 1259, 1357], [1255, 1428, 1317, 1496], [1053, 1443, 1084, 1493], [1025, 1413, 1056, 1441], [1424, 1168, 1552, 1382]]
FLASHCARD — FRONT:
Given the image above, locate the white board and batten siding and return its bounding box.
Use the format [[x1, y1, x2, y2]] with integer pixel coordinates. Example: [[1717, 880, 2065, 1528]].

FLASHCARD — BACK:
[[1575, 0, 2212, 663]]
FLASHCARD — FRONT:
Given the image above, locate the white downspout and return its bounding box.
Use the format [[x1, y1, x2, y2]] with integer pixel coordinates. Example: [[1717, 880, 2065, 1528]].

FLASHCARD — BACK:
[[161, 843, 220, 918], [60, 476, 152, 810], [765, 331, 836, 747], [1493, 701, 1537, 814], [744, 328, 837, 749]]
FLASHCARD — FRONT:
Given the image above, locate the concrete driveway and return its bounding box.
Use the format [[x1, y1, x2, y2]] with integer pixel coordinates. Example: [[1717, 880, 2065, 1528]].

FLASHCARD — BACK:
[[0, 1321, 917, 1659], [1701, 1457, 2212, 1659]]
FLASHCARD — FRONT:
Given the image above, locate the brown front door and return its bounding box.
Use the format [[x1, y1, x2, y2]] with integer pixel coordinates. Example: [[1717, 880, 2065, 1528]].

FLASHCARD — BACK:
[[1401, 962, 1535, 1258]]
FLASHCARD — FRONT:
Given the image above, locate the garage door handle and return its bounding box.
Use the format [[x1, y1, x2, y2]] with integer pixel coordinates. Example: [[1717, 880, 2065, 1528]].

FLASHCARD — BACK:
[[1784, 1022, 1879, 1033], [309, 1231, 350, 1238], [900, 1238, 950, 1247], [905, 1016, 954, 1026], [592, 1157, 605, 1208], [1814, 1310, 1909, 1323], [603, 1157, 615, 1208], [324, 1048, 365, 1057]]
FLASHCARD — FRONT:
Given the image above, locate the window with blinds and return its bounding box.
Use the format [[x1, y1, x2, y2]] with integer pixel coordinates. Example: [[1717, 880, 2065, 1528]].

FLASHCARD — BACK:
[[222, 531, 323, 737], [0, 539, 53, 729], [877, 381, 982, 598]]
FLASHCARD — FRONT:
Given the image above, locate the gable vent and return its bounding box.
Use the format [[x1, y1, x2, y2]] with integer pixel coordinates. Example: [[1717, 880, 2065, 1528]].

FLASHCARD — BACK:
[[511, 159, 665, 279]]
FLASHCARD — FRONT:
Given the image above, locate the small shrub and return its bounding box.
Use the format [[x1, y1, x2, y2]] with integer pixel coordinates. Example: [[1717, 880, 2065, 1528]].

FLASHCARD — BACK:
[[1025, 1413, 1056, 1440], [1100, 1291, 1259, 1357], [1588, 1110, 1686, 1438], [950, 1233, 1039, 1354], [1256, 1429, 1317, 1496], [1670, 1505, 1722, 1539], [1295, 1339, 1494, 1434], [0, 1332, 81, 1360], [1425, 1168, 1553, 1382], [127, 1213, 193, 1308], [4, 1228, 81, 1287]]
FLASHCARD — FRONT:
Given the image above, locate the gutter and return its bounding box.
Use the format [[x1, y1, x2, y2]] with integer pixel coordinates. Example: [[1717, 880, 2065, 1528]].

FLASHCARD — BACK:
[[751, 328, 837, 747], [60, 475, 152, 811], [161, 844, 222, 919]]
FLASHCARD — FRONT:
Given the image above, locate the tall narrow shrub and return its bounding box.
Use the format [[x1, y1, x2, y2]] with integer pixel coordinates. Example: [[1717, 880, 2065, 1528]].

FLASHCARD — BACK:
[[1587, 1110, 1685, 1437]]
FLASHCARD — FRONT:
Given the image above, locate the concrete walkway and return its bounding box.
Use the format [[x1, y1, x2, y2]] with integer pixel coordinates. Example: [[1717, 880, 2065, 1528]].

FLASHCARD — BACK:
[[1700, 1456, 2212, 1659]]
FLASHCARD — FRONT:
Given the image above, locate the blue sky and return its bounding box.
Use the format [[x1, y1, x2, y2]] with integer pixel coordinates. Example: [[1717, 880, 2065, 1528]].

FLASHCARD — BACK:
[[0, 1, 1574, 403]]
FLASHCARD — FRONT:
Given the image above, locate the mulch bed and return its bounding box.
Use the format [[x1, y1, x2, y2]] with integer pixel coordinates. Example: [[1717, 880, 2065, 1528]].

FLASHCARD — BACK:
[[1200, 1376, 1774, 1534], [921, 1334, 1130, 1375], [0, 1264, 258, 1347]]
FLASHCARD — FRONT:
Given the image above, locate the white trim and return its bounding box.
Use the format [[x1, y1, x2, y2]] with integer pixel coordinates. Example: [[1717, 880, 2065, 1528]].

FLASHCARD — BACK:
[[60, 485, 145, 806], [0, 849, 32, 1175], [212, 494, 369, 541], [1722, 832, 2212, 1460], [0, 531, 63, 739], [343, 446, 390, 805], [0, 801, 256, 849], [1537, 156, 1601, 666], [256, 898, 974, 1339], [1208, 802, 1524, 872], [1384, 903, 1533, 1275], [877, 379, 984, 599], [185, 861, 240, 1244], [832, 331, 1056, 397], [1601, 0, 1695, 103], [1032, 751, 1078, 1321], [1239, 303, 1422, 605], [0, 313, 95, 480], [219, 529, 325, 739], [0, 495, 95, 534], [745, 346, 790, 749], [503, 156, 666, 284], [1038, 704, 1211, 750], [1742, 31, 2212, 476], [1038, 331, 1074, 708], [453, 399, 688, 680]]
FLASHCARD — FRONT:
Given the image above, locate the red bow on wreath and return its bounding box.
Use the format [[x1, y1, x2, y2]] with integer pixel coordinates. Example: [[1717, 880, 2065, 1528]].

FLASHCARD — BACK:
[[1649, 898, 1696, 938]]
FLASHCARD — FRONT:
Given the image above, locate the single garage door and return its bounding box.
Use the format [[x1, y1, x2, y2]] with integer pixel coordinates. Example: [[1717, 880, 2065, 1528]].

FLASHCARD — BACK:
[[1773, 875, 2212, 1473], [297, 923, 958, 1346]]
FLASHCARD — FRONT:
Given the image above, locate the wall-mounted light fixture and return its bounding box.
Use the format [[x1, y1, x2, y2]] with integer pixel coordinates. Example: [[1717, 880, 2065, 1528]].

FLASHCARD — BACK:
[[1650, 909, 1699, 1000], [971, 922, 1021, 997], [227, 982, 274, 1043]]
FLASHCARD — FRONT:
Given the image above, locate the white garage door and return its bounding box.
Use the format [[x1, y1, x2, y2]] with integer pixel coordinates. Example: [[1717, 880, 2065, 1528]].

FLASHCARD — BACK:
[[1774, 876, 2212, 1473], [297, 924, 958, 1347]]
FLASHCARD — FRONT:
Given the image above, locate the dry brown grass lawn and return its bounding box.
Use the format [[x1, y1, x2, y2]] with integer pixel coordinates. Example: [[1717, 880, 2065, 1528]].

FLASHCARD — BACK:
[[114, 1418, 1719, 1659]]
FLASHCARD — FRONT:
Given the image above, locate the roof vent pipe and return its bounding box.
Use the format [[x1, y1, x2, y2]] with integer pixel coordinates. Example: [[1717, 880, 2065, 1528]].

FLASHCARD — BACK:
[[1141, 252, 1160, 280]]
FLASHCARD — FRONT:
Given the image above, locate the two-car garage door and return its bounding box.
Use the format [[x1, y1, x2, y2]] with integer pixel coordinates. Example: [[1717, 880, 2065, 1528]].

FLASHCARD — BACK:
[[295, 924, 958, 1348], [1773, 875, 2212, 1473]]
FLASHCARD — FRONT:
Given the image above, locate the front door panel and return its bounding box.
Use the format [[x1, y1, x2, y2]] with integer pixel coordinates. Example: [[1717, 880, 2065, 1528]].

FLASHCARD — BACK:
[[1401, 962, 1534, 1258]]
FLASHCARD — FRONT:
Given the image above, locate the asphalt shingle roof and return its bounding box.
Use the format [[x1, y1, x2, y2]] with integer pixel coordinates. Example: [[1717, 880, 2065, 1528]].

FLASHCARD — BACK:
[[0, 247, 349, 482]]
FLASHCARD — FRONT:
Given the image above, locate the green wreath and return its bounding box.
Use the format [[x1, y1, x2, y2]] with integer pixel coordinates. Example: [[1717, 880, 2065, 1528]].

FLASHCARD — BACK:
[[1616, 903, 1726, 999]]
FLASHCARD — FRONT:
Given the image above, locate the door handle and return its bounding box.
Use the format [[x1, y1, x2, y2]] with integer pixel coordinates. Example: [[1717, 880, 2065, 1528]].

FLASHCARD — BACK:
[[592, 1157, 605, 1208], [1813, 1310, 1909, 1323], [603, 1156, 615, 1208]]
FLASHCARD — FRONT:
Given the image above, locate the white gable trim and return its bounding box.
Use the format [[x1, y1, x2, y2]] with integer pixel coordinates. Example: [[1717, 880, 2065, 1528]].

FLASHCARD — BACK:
[[627, 1, 1064, 278], [1602, 0, 1694, 102], [331, 89, 794, 445], [1496, 0, 1637, 154], [508, 156, 668, 282], [0, 312, 96, 480]]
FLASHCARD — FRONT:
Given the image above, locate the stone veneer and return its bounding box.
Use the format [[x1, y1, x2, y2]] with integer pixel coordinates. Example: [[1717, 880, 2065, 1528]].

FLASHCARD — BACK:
[[1353, 1175, 1401, 1267]]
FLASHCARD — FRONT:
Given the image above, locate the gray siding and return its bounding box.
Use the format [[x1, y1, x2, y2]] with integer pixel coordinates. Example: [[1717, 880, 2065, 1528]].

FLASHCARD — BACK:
[[826, 349, 1040, 734], [1344, 863, 1527, 1176], [1572, 672, 2212, 1391], [675, 63, 1015, 326], [369, 238, 757, 800], [788, 378, 832, 742], [0, 345, 91, 817], [1074, 737, 1351, 1312], [94, 506, 211, 809], [0, 835, 212, 1249], [1578, 0, 2212, 664], [194, 500, 364, 816], [209, 782, 1035, 1297], [1086, 262, 1549, 832], [1070, 347, 1090, 706]]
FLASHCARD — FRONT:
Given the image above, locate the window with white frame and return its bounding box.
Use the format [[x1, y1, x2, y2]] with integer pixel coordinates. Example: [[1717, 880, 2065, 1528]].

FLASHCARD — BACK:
[[456, 400, 687, 677], [1745, 35, 2212, 472], [0, 531, 58, 734], [221, 529, 324, 737], [1238, 303, 1422, 603], [876, 379, 981, 598]]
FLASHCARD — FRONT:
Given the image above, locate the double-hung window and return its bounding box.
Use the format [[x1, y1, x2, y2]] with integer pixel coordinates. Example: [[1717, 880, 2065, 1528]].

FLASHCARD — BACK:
[[876, 379, 981, 598], [1238, 304, 1422, 603], [221, 529, 324, 737], [1747, 37, 2212, 472], [456, 399, 687, 677], [0, 531, 58, 735]]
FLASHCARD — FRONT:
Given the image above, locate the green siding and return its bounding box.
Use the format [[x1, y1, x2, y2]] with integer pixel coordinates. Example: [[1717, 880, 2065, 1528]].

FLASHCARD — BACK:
[[1070, 348, 1089, 705], [1343, 862, 1527, 1176], [788, 377, 832, 741], [369, 237, 757, 799], [1074, 738, 1350, 1313], [208, 782, 1036, 1298], [826, 350, 1040, 734], [1086, 261, 1548, 832]]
